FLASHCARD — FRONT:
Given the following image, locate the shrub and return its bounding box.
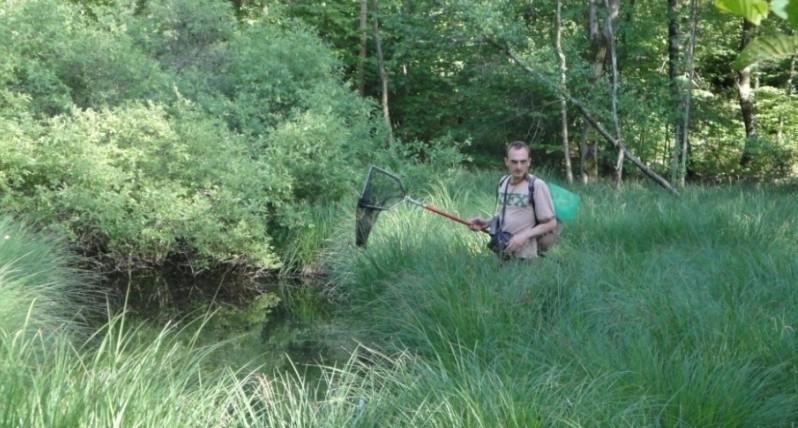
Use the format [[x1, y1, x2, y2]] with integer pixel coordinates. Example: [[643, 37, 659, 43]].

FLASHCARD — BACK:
[[0, 102, 289, 271], [1, 0, 167, 115]]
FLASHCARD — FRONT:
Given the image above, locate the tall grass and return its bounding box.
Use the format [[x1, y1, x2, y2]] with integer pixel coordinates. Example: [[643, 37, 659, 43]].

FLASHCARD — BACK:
[[0, 217, 247, 426], [3, 178, 798, 426], [323, 174, 798, 426], [0, 216, 97, 340]]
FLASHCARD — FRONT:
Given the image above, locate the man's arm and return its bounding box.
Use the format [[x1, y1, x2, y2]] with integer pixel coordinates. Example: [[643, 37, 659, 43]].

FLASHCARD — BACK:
[[504, 217, 557, 253]]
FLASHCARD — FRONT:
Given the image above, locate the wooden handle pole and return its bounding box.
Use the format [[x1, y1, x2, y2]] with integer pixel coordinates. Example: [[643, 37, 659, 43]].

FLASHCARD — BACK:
[[422, 204, 490, 234]]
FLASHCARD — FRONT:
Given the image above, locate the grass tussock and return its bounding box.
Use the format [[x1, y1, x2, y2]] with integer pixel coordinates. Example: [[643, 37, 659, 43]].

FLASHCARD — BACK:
[[2, 178, 798, 426], [325, 174, 798, 426]]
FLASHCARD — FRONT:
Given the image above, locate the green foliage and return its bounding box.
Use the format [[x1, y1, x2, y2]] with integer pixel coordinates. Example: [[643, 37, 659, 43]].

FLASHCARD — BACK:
[[715, 0, 798, 69], [269, 0, 798, 182], [0, 102, 287, 270], [715, 0, 770, 25], [737, 34, 798, 70], [135, 0, 236, 71], [0, 0, 390, 272], [1, 0, 167, 114], [786, 0, 798, 28]]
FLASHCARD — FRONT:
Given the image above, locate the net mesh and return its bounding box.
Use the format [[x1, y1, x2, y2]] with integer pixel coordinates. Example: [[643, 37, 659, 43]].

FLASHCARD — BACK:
[[355, 167, 405, 247], [549, 183, 580, 222]]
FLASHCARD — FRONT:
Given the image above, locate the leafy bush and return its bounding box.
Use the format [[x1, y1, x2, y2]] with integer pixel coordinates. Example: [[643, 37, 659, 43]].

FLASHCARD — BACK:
[[0, 102, 289, 270], [0, 0, 394, 272], [1, 0, 166, 115], [739, 135, 796, 179]]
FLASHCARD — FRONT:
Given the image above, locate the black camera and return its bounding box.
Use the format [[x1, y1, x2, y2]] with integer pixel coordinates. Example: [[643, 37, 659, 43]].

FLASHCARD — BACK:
[[486, 215, 512, 255], [487, 230, 513, 254]]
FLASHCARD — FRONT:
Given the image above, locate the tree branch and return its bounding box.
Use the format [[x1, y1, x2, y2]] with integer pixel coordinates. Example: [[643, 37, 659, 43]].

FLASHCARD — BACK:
[[492, 39, 679, 196]]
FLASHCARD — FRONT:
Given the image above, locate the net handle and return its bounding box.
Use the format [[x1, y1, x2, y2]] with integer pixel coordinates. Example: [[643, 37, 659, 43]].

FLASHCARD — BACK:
[[406, 197, 490, 234]]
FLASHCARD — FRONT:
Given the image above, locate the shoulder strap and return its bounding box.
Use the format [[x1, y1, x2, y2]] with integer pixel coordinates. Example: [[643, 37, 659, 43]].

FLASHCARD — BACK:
[[528, 175, 538, 226], [495, 175, 511, 229], [495, 175, 510, 205]]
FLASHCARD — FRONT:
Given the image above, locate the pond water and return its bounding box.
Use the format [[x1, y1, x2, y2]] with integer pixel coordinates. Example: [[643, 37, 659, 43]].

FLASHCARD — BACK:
[[107, 271, 350, 378]]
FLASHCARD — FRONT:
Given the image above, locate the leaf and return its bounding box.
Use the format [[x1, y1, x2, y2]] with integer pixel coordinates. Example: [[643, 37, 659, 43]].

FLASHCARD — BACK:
[[787, 0, 798, 29], [772, 0, 789, 18], [714, 0, 770, 25], [735, 34, 798, 69]]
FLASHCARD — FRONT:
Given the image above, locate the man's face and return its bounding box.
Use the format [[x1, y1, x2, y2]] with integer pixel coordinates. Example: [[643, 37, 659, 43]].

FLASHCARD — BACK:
[[504, 147, 530, 182]]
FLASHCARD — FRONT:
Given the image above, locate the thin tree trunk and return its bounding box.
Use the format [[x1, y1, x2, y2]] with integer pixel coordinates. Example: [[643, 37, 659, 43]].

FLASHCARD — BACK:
[[778, 54, 796, 144], [555, 0, 574, 183], [357, 0, 368, 97], [371, 0, 394, 146], [738, 19, 757, 167], [499, 44, 679, 195], [678, 0, 699, 187], [667, 0, 684, 184], [580, 0, 607, 184], [605, 0, 624, 189]]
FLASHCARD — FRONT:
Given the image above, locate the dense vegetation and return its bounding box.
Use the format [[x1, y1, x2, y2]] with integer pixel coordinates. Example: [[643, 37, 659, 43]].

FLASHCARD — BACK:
[[269, 0, 798, 179], [0, 0, 392, 274], [2, 0, 797, 276], [2, 179, 796, 426], [1, 0, 797, 426]]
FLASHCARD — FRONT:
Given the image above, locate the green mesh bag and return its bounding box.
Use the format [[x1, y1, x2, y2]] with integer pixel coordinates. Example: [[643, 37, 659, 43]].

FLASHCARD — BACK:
[[549, 183, 580, 223]]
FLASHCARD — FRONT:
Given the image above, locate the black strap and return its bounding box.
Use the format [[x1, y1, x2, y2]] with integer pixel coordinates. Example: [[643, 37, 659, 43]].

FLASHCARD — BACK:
[[495, 175, 510, 205], [528, 175, 537, 227], [497, 176, 510, 232]]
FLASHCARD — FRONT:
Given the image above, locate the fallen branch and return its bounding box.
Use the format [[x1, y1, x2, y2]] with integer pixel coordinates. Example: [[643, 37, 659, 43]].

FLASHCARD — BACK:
[[494, 40, 679, 196]]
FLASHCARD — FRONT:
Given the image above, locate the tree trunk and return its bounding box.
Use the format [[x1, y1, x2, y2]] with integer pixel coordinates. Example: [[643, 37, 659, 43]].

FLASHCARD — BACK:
[[738, 19, 757, 167], [678, 0, 699, 187], [778, 55, 796, 144], [555, 0, 574, 183], [605, 0, 624, 189], [371, 0, 394, 146], [579, 0, 608, 184], [667, 0, 684, 184], [357, 0, 368, 97]]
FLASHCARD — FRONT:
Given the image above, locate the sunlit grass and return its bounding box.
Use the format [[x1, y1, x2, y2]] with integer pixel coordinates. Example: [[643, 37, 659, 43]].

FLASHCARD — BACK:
[[324, 175, 798, 426], [2, 178, 798, 426], [0, 216, 97, 341]]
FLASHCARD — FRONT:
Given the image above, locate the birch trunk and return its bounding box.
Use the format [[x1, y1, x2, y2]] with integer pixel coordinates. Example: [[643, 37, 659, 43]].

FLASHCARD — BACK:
[[357, 0, 368, 97], [678, 0, 699, 187], [738, 19, 757, 167], [555, 0, 574, 183], [371, 0, 394, 146], [579, 0, 607, 184], [605, 0, 624, 189], [667, 0, 684, 184]]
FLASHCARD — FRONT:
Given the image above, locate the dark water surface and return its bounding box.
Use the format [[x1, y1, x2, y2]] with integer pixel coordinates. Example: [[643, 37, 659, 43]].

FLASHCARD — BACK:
[[106, 270, 349, 378]]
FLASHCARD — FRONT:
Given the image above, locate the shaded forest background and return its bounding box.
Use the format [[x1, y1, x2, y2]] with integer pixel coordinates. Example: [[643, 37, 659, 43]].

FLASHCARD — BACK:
[[261, 0, 798, 182], [1, 0, 796, 279]]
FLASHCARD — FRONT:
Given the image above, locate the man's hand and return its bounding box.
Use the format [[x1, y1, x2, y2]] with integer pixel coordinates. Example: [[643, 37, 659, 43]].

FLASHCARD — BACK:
[[503, 233, 528, 254], [467, 218, 488, 231]]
